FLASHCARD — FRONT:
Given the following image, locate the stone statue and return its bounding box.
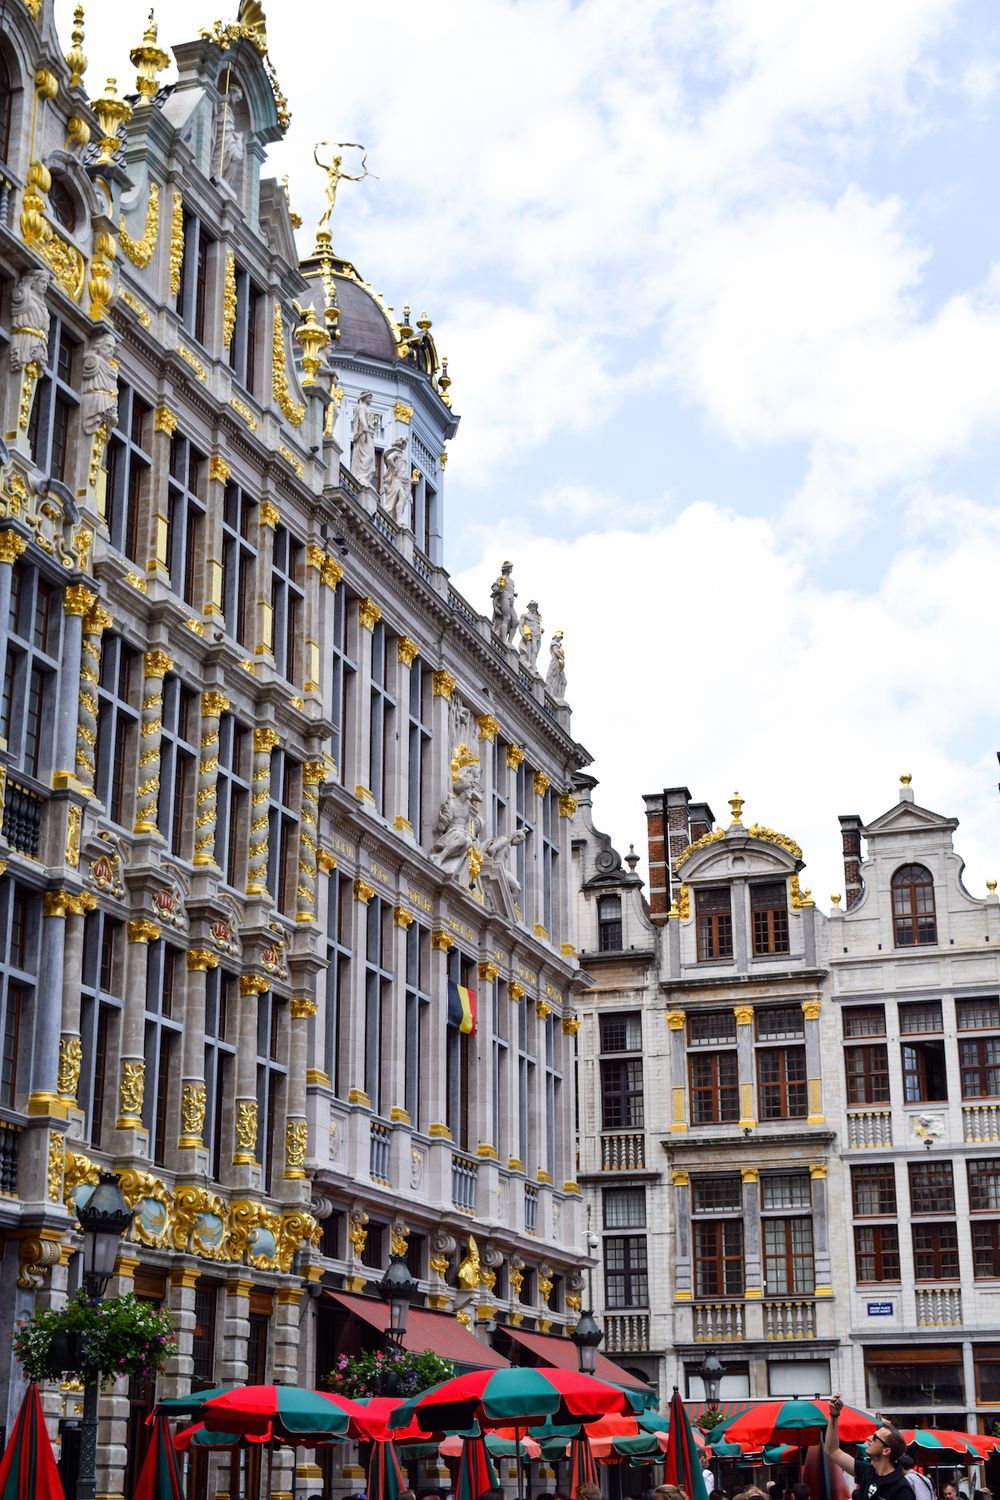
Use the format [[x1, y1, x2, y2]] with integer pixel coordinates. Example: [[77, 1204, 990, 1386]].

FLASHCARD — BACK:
[[10, 268, 51, 372], [545, 630, 567, 698], [81, 330, 119, 436], [518, 599, 543, 672], [381, 435, 411, 525], [350, 391, 378, 488], [490, 560, 518, 643], [481, 827, 527, 898], [428, 762, 483, 879], [214, 82, 245, 193]]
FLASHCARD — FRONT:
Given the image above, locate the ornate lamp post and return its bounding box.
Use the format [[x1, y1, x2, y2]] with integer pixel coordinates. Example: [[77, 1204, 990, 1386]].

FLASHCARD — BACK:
[[571, 1309, 604, 1376], [75, 1172, 134, 1500], [378, 1251, 419, 1359], [699, 1350, 725, 1409]]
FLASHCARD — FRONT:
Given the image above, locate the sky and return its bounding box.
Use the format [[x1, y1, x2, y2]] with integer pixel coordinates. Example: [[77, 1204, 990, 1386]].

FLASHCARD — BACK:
[[70, 0, 1000, 906]]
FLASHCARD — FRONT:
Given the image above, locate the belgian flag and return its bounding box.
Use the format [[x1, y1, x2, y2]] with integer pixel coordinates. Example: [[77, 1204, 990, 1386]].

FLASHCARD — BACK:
[[447, 980, 477, 1035]]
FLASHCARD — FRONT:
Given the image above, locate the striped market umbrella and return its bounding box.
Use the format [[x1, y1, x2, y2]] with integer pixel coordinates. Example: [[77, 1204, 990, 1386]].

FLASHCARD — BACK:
[[455, 1433, 500, 1500], [199, 1384, 366, 1440], [366, 1441, 406, 1500], [133, 1412, 185, 1500], [0, 1383, 65, 1500], [571, 1432, 601, 1490], [172, 1424, 270, 1451], [156, 1388, 235, 1415], [714, 1400, 876, 1449], [663, 1389, 710, 1500], [902, 1429, 1000, 1461], [389, 1367, 643, 1434]]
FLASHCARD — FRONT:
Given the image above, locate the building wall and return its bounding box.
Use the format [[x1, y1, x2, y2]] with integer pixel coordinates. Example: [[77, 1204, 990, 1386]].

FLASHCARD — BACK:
[[0, 5, 589, 1490]]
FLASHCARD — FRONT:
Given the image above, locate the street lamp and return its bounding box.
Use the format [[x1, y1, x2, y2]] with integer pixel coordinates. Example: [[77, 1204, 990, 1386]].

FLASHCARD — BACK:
[[571, 1310, 604, 1376], [74, 1172, 134, 1500], [377, 1252, 419, 1354], [699, 1351, 725, 1409]]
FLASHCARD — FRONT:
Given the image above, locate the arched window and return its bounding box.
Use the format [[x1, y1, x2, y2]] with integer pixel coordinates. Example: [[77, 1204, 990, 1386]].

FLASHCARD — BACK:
[[892, 863, 937, 947], [598, 893, 623, 952], [0, 51, 12, 165]]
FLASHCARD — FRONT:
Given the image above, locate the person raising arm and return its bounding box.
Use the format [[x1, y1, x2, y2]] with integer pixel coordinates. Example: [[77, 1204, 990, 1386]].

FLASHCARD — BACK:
[[825, 1395, 913, 1500]]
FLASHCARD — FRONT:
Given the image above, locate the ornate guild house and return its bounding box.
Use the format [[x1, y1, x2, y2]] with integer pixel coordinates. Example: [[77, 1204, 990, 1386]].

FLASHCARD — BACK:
[[0, 1, 594, 1492]]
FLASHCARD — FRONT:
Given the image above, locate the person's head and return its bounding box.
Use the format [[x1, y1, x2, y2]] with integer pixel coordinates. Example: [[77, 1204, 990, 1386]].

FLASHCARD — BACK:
[[792, 1484, 811, 1500], [481, 1491, 504, 1500], [898, 1458, 914, 1474], [399, 1491, 416, 1500], [865, 1424, 906, 1466], [576, 1486, 603, 1500], [943, 1486, 960, 1500], [710, 1491, 726, 1500]]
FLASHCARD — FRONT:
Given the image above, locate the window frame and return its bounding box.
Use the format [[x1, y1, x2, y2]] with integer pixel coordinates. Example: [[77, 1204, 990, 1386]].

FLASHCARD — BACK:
[[891, 863, 937, 947]]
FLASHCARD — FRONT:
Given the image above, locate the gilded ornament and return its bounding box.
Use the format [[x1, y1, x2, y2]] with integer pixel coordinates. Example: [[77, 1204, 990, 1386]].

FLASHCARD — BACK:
[[169, 191, 184, 297], [253, 726, 280, 754], [394, 400, 414, 424], [144, 649, 173, 678], [733, 1005, 754, 1026], [119, 182, 160, 269], [353, 879, 375, 904], [508, 1261, 524, 1299], [284, 1119, 308, 1176], [259, 500, 279, 529], [275, 1209, 322, 1273], [58, 1036, 83, 1099], [179, 1080, 207, 1143], [431, 929, 456, 952], [432, 669, 455, 699], [154, 404, 178, 435], [666, 1010, 686, 1031], [91, 76, 132, 165], [47, 1133, 65, 1201], [810, 1163, 828, 1179], [535, 999, 552, 1021], [533, 771, 551, 798], [201, 690, 230, 717], [292, 301, 330, 386], [0, 532, 29, 566], [557, 793, 578, 817], [118, 1059, 145, 1122], [430, 1253, 449, 1276], [209, 455, 231, 485], [509, 981, 525, 1001], [672, 1169, 690, 1186], [127, 919, 160, 944], [561, 1014, 580, 1035], [506, 744, 526, 769], [119, 290, 150, 327], [475, 713, 500, 742], [390, 1222, 410, 1257], [317, 850, 337, 874], [358, 596, 381, 631], [348, 1209, 369, 1259], [278, 444, 303, 477], [177, 345, 206, 381], [65, 115, 91, 152], [272, 305, 305, 426], [65, 6, 87, 88], [234, 1100, 258, 1157], [230, 396, 258, 431], [397, 635, 420, 666], [130, 11, 170, 102], [320, 553, 344, 589], [223, 251, 237, 349], [801, 999, 821, 1021], [478, 960, 500, 983], [239, 974, 269, 996], [393, 906, 414, 928], [290, 996, 318, 1019]]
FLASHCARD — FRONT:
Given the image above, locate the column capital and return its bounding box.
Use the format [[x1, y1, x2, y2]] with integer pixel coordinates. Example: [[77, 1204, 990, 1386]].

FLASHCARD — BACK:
[[0, 530, 28, 565], [801, 999, 821, 1020], [557, 792, 578, 817], [809, 1162, 828, 1179], [64, 584, 97, 615], [671, 1169, 690, 1186], [666, 1010, 686, 1030], [476, 713, 500, 741], [432, 669, 455, 699], [143, 649, 174, 678], [533, 770, 551, 798], [209, 454, 231, 485], [358, 596, 381, 632], [187, 948, 219, 971], [741, 1166, 759, 1183], [734, 1004, 754, 1026], [253, 726, 280, 754], [397, 635, 420, 667], [259, 500, 280, 529], [127, 918, 161, 944], [506, 743, 525, 769]]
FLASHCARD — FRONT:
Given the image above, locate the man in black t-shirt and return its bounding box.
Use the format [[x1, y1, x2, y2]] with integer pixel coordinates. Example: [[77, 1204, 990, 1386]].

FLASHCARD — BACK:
[[825, 1394, 913, 1500]]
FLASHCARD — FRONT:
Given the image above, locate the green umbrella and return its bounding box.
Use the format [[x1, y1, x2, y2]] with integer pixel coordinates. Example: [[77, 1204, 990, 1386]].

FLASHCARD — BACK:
[[157, 1387, 235, 1414]]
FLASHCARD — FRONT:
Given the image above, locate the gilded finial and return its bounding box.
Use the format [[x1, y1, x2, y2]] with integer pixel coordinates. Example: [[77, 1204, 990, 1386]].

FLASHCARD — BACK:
[[988, 881, 997, 895], [66, 5, 88, 89], [416, 310, 432, 332], [729, 790, 744, 826], [130, 11, 170, 105], [438, 355, 452, 405], [831, 893, 842, 908], [899, 772, 912, 787], [91, 78, 132, 165]]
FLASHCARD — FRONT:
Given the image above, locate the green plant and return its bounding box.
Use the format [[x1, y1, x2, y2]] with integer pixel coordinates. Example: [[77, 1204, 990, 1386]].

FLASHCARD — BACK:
[[695, 1405, 725, 1434], [322, 1347, 455, 1398], [13, 1291, 176, 1389]]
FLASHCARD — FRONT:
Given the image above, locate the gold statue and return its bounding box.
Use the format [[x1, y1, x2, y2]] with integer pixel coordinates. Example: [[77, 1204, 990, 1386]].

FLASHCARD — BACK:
[[456, 1233, 481, 1290], [314, 141, 375, 231]]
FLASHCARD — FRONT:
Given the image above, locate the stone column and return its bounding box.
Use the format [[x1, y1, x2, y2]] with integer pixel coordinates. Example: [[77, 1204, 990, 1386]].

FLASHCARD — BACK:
[[219, 1276, 252, 1387], [734, 1004, 756, 1130], [530, 771, 550, 939], [742, 1166, 762, 1297], [75, 603, 113, 793], [53, 584, 94, 786], [386, 907, 414, 1125], [193, 690, 229, 869], [116, 920, 160, 1144], [233, 975, 267, 1183], [177, 949, 219, 1158], [559, 1016, 579, 1193], [0, 532, 28, 695], [672, 1168, 692, 1301], [165, 1263, 199, 1386], [394, 636, 421, 838], [134, 648, 173, 835], [810, 1162, 833, 1296], [354, 597, 380, 806], [270, 1287, 303, 1496], [428, 670, 456, 838], [304, 546, 340, 713], [57, 905, 89, 1111], [666, 1010, 688, 1133], [802, 999, 826, 1124], [295, 760, 326, 924], [30, 891, 83, 1113], [148, 406, 177, 584], [204, 455, 229, 626], [246, 728, 279, 895], [285, 995, 314, 1184], [426, 930, 454, 1138], [556, 791, 577, 953], [254, 501, 278, 665], [475, 964, 499, 1158]]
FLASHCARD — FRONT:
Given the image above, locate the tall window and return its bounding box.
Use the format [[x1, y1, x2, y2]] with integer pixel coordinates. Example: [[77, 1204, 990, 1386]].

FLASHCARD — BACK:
[[854, 1224, 900, 1283], [0, 50, 12, 164], [27, 316, 79, 482], [79, 909, 124, 1148], [912, 1222, 959, 1281], [597, 894, 623, 951], [266, 749, 301, 916], [221, 483, 256, 647], [751, 881, 789, 956], [105, 385, 151, 562], [175, 208, 214, 344], [204, 968, 236, 1182], [541, 789, 559, 938], [845, 1044, 889, 1105], [909, 1160, 955, 1214], [696, 887, 733, 961], [143, 943, 182, 1169], [761, 1175, 814, 1294], [852, 1164, 897, 1217], [968, 1158, 1000, 1212], [604, 1235, 648, 1308], [903, 1039, 948, 1103], [271, 524, 304, 685], [329, 585, 356, 788], [324, 869, 352, 1097], [0, 881, 40, 1109], [600, 1012, 643, 1129], [368, 621, 396, 814], [757, 1046, 807, 1120], [2, 561, 60, 780], [515, 991, 534, 1168], [693, 1218, 744, 1298], [228, 264, 262, 393], [95, 634, 141, 828], [256, 990, 287, 1194], [491, 976, 509, 1158], [215, 713, 252, 888], [405, 923, 431, 1128], [603, 1187, 646, 1227], [960, 1036, 1000, 1099], [407, 660, 432, 839], [364, 896, 393, 1113], [158, 676, 197, 855], [446, 948, 476, 1151], [514, 763, 534, 912], [191, 1284, 218, 1386], [544, 1013, 562, 1178], [689, 1052, 738, 1124], [892, 864, 937, 947], [167, 434, 206, 608]]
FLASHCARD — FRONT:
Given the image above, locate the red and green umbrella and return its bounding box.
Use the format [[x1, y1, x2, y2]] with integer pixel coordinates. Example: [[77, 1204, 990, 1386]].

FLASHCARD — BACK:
[[367, 1441, 405, 1500], [156, 1387, 235, 1415], [199, 1384, 366, 1440], [173, 1424, 270, 1452], [571, 1432, 601, 1489], [901, 1429, 1000, 1461], [715, 1399, 876, 1450], [663, 1389, 709, 1500], [0, 1383, 65, 1500], [133, 1412, 185, 1500], [455, 1433, 499, 1500], [389, 1367, 642, 1434]]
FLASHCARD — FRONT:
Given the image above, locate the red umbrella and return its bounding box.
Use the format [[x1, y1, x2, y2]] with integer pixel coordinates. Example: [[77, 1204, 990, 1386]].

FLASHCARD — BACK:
[[718, 1399, 876, 1450], [664, 1389, 709, 1500], [570, 1432, 601, 1490], [367, 1441, 405, 1500], [389, 1367, 640, 1434], [199, 1384, 370, 1440], [133, 1412, 185, 1500], [0, 1383, 65, 1500]]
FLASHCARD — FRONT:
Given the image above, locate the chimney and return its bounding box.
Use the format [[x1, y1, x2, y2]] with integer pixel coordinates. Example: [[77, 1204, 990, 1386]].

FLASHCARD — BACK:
[[643, 793, 668, 922], [665, 787, 695, 869], [839, 814, 864, 909]]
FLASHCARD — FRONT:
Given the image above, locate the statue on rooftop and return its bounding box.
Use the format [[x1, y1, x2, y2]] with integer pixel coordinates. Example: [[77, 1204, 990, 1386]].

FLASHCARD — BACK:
[[10, 268, 51, 372], [545, 630, 567, 699], [213, 80, 246, 194], [350, 391, 378, 488], [490, 560, 518, 644], [518, 599, 543, 672], [381, 435, 411, 526], [314, 141, 374, 234]]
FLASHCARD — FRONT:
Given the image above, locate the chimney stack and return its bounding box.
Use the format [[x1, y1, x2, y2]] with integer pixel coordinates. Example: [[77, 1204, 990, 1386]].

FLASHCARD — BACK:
[[643, 793, 668, 922], [839, 814, 864, 909]]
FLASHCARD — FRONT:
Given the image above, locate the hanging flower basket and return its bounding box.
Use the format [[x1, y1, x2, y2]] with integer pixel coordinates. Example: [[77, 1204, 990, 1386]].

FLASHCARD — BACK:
[[13, 1291, 177, 1389], [321, 1348, 455, 1399]]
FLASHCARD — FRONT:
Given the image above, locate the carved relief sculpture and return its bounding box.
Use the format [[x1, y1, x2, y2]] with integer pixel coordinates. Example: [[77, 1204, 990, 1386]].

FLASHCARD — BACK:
[[545, 630, 567, 698], [350, 391, 378, 487], [381, 435, 411, 525], [10, 268, 51, 371], [490, 560, 518, 643], [214, 81, 246, 193], [428, 762, 483, 879], [517, 600, 544, 673]]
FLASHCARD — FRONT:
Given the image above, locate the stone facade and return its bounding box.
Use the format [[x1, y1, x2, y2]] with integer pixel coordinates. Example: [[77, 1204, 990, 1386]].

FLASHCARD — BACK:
[[0, 3, 589, 1492], [573, 773, 1000, 1429]]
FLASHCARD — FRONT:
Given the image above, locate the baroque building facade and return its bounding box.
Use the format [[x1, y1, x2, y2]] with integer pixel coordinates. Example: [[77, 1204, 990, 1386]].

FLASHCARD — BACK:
[[0, 2, 591, 1493], [573, 773, 1000, 1433]]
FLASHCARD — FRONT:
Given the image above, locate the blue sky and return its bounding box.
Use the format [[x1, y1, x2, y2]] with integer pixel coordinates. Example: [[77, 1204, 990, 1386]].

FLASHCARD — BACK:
[[77, 0, 1000, 902]]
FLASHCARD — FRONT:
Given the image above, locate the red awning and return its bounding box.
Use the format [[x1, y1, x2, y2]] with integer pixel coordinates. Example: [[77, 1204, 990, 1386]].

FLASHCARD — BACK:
[[500, 1325, 653, 1393], [324, 1291, 509, 1369]]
